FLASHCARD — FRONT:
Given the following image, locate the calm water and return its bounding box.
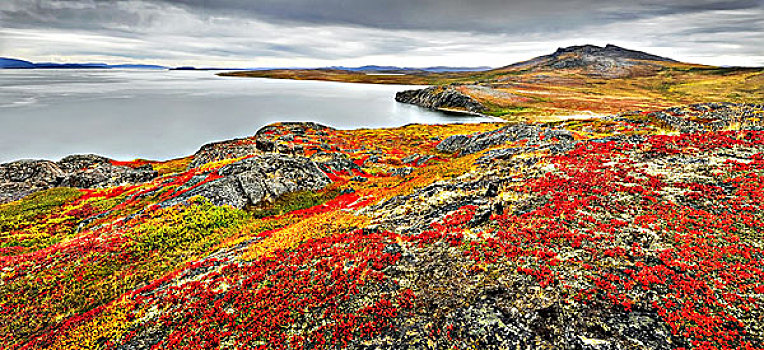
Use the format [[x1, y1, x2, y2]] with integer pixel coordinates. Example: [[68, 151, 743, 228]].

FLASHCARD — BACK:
[[0, 70, 489, 163]]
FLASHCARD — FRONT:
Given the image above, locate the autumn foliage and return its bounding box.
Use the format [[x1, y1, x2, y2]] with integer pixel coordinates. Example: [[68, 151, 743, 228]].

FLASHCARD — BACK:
[[2, 106, 764, 349]]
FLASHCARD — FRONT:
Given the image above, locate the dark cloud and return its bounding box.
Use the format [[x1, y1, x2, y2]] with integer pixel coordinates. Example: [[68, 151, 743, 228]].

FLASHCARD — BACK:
[[0, 0, 762, 67], [158, 0, 762, 32], [3, 0, 761, 33]]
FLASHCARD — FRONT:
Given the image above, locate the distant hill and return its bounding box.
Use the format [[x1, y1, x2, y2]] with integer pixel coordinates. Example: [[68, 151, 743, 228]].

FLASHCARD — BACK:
[[0, 58, 36, 68], [0, 57, 168, 70], [109, 64, 167, 70], [168, 67, 258, 71], [1, 57, 490, 73], [325, 65, 492, 73], [33, 62, 111, 69], [422, 66, 494, 73], [494, 44, 690, 78]]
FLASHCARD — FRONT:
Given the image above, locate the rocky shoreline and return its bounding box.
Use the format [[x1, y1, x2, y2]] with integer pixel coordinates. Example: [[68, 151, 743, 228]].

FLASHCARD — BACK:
[[3, 103, 764, 349], [395, 85, 488, 115], [3, 102, 762, 206]]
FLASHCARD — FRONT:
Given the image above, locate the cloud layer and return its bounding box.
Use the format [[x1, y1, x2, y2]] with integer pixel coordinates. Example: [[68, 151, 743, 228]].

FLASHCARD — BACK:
[[1, 0, 762, 67]]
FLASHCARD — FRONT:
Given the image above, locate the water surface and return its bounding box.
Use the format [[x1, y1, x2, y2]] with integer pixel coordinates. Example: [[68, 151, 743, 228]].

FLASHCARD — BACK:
[[0, 70, 489, 162]]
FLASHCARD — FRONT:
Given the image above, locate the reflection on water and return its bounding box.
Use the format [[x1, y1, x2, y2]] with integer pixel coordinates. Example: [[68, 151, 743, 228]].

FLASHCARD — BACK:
[[0, 70, 490, 162]]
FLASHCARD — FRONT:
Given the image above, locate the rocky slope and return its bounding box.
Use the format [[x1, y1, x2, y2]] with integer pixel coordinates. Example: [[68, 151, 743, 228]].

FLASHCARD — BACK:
[[2, 103, 764, 350], [499, 44, 679, 78]]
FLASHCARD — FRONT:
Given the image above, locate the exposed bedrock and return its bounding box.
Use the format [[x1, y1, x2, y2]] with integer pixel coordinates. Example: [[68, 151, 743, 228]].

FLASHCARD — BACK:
[[395, 86, 487, 114], [186, 122, 336, 170], [436, 123, 575, 155], [160, 153, 331, 209], [613, 102, 764, 133], [0, 154, 157, 204]]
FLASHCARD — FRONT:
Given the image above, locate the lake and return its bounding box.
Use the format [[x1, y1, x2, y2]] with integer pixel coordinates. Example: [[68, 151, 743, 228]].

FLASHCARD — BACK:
[[0, 70, 490, 163]]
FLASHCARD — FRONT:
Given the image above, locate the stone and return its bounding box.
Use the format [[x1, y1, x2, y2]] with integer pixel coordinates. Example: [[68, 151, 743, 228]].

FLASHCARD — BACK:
[[187, 138, 260, 169], [436, 124, 574, 155], [0, 155, 157, 204], [57, 154, 110, 172], [389, 167, 414, 177], [310, 152, 362, 177], [160, 154, 330, 209], [395, 86, 486, 114]]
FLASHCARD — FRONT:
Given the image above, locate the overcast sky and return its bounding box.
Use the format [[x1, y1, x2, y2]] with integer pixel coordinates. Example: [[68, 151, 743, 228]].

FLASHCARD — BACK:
[[1, 0, 762, 67]]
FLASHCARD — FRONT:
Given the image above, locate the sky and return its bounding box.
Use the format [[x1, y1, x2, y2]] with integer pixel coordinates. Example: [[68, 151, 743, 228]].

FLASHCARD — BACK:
[[1, 0, 763, 68]]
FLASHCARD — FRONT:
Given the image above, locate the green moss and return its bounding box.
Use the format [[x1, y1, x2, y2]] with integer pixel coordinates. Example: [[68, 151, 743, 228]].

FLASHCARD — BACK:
[[129, 198, 249, 255], [485, 105, 537, 117], [0, 187, 82, 232], [249, 189, 340, 219]]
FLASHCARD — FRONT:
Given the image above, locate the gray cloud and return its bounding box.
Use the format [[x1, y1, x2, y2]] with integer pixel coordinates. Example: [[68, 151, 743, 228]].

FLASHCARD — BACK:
[[0, 0, 762, 67], [151, 0, 762, 33]]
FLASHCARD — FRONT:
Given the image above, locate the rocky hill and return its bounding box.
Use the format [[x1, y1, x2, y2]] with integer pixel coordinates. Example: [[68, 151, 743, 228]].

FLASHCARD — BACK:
[[496, 44, 680, 78], [2, 102, 764, 349]]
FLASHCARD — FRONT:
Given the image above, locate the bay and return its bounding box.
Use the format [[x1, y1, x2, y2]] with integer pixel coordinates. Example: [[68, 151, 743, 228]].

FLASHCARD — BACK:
[[0, 69, 489, 163]]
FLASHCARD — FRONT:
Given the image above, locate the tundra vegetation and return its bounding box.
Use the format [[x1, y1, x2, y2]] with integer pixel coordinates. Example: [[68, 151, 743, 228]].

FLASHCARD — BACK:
[[2, 45, 764, 349]]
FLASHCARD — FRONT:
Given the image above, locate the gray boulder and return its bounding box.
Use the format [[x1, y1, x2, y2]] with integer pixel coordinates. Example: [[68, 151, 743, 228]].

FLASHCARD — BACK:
[[161, 154, 331, 209], [436, 124, 574, 155], [0, 160, 66, 203], [57, 154, 111, 172], [0, 159, 65, 186], [187, 138, 260, 170], [310, 152, 362, 177], [0, 154, 158, 204]]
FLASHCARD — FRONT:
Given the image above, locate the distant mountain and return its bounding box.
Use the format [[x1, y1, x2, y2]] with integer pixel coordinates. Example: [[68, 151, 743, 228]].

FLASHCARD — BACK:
[[421, 66, 494, 72], [109, 64, 167, 70], [33, 62, 110, 69], [169, 67, 257, 71], [0, 57, 168, 70], [496, 44, 686, 78], [1, 57, 491, 73], [326, 65, 402, 71], [324, 65, 492, 73], [0, 58, 36, 68]]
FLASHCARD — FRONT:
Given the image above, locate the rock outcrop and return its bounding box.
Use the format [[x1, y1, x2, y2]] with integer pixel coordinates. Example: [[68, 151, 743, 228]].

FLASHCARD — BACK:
[[436, 124, 574, 155], [614, 102, 764, 133], [0, 154, 157, 204], [160, 154, 330, 209], [186, 138, 261, 170], [549, 44, 677, 64], [395, 86, 487, 114], [187, 122, 337, 170], [309, 152, 362, 177]]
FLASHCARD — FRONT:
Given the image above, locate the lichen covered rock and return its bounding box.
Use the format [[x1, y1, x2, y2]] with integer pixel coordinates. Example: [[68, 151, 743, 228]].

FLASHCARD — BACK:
[[161, 154, 330, 209], [0, 154, 157, 203]]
